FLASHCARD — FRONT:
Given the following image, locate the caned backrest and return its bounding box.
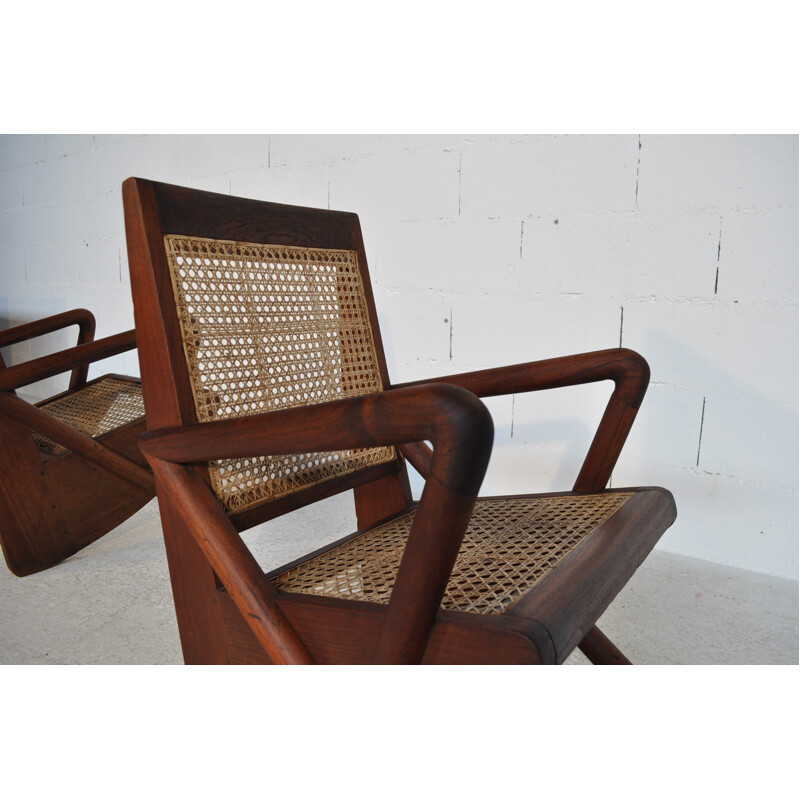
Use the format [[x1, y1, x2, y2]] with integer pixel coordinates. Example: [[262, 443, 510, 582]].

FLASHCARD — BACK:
[[123, 179, 397, 515]]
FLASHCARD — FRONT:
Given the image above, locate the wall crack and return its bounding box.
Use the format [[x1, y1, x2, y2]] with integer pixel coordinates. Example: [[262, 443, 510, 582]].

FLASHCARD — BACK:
[[634, 135, 642, 208], [457, 153, 462, 217], [449, 306, 453, 361], [696, 396, 706, 467]]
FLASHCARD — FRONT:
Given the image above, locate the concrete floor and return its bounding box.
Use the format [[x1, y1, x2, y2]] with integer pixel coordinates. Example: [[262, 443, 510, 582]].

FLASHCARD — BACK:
[[0, 493, 797, 665]]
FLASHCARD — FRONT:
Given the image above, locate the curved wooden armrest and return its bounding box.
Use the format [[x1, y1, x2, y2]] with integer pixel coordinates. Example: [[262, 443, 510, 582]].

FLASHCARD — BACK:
[[391, 348, 650, 492], [0, 330, 137, 393], [140, 383, 495, 664], [392, 348, 649, 403], [0, 309, 97, 388]]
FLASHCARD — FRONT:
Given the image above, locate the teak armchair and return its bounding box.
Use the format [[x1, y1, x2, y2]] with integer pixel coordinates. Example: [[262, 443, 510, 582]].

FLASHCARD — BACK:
[[0, 309, 154, 576], [123, 177, 677, 665]]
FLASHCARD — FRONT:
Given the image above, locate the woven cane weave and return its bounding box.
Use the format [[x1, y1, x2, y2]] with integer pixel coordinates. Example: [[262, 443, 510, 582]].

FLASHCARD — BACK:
[[163, 234, 394, 512], [273, 492, 634, 615], [33, 376, 145, 455]]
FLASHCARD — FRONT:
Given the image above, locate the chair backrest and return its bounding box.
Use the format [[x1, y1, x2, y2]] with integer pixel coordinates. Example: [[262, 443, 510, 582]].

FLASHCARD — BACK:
[[123, 178, 404, 521]]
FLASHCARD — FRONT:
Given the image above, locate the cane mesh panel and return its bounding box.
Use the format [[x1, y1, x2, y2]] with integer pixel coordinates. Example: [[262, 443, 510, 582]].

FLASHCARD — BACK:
[[163, 234, 394, 512], [33, 377, 145, 455], [273, 492, 634, 615]]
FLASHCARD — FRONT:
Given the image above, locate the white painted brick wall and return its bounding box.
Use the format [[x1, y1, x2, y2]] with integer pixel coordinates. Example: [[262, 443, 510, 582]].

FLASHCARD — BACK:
[[520, 210, 722, 298], [1, 134, 796, 579], [638, 135, 797, 210], [460, 135, 640, 217], [330, 148, 461, 226]]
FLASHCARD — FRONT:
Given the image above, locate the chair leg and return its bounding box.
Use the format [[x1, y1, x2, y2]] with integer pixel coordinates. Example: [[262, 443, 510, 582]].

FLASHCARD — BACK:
[[577, 625, 632, 665]]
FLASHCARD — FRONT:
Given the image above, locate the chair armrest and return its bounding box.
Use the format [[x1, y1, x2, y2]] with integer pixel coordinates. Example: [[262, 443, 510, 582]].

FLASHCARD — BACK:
[[0, 309, 96, 388], [0, 308, 96, 349], [0, 330, 137, 393], [391, 348, 650, 492], [139, 383, 495, 664], [139, 383, 491, 492]]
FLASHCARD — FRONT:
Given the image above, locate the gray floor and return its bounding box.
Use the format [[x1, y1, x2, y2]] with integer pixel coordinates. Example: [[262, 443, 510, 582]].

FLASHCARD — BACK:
[[1, 493, 797, 665]]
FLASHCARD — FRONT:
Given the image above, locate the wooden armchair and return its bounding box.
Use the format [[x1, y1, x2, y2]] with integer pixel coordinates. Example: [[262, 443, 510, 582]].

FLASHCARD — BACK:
[[123, 177, 677, 664], [0, 309, 154, 576]]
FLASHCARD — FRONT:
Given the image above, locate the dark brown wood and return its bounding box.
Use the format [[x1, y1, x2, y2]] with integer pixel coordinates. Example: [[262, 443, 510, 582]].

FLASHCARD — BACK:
[[371, 478, 478, 664], [0, 308, 95, 351], [150, 459, 314, 664], [0, 311, 153, 577], [507, 488, 676, 662], [219, 591, 552, 664], [0, 307, 96, 388], [123, 179, 240, 653], [398, 441, 433, 480], [138, 384, 488, 470], [42, 419, 151, 548], [123, 177, 678, 666], [122, 180, 200, 431], [138, 382, 495, 664], [0, 414, 74, 575], [0, 392, 153, 492], [578, 625, 633, 665], [0, 330, 137, 393], [156, 494, 231, 664], [0, 400, 153, 576], [352, 471, 412, 530], [392, 348, 650, 493]]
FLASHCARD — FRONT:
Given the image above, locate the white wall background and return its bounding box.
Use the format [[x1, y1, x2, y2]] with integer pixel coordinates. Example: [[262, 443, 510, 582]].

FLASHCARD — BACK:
[[0, 134, 796, 580]]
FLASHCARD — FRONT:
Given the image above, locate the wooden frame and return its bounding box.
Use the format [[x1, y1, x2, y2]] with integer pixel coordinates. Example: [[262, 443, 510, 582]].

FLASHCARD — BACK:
[[123, 177, 677, 664], [0, 310, 154, 576]]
